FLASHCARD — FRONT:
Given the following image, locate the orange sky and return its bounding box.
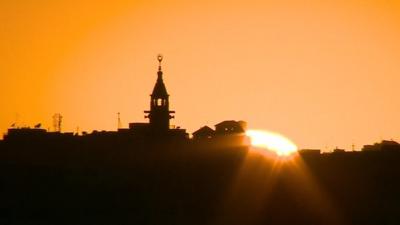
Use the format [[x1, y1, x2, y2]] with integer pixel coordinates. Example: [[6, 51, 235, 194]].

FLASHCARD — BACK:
[[1, 0, 400, 150]]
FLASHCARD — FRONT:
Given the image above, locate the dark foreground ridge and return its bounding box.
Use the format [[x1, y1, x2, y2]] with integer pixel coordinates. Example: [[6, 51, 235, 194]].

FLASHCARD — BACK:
[[1, 56, 400, 225], [1, 134, 400, 225]]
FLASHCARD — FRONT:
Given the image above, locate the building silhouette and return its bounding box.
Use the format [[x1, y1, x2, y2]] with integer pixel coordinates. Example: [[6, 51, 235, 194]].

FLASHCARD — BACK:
[[193, 126, 215, 139], [215, 120, 246, 135], [145, 54, 175, 131], [128, 54, 187, 139]]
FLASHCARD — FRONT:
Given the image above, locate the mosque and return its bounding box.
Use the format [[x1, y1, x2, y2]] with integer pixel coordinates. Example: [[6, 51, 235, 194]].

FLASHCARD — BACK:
[[124, 55, 188, 138]]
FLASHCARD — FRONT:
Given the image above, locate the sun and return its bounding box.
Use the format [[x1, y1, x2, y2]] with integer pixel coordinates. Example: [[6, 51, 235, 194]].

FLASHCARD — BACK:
[[245, 130, 298, 157]]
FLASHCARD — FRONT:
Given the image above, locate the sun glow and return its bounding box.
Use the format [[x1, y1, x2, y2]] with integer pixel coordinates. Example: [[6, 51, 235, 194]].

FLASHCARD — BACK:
[[245, 130, 298, 157]]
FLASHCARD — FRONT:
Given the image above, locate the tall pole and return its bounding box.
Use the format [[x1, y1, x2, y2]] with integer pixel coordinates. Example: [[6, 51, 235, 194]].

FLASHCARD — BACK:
[[117, 112, 122, 130]]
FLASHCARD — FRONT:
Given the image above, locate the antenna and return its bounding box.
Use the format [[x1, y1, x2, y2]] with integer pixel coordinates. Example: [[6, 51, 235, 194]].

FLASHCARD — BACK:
[[117, 112, 122, 130], [53, 113, 62, 132]]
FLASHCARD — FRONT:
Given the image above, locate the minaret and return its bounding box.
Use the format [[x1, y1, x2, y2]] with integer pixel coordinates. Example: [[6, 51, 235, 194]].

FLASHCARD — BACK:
[[144, 55, 175, 131]]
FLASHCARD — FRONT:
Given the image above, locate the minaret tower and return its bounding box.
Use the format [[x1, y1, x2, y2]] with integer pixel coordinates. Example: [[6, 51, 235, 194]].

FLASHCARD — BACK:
[[144, 54, 175, 131]]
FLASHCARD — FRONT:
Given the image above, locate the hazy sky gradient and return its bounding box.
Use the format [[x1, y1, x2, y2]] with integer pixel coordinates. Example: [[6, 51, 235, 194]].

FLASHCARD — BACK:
[[1, 0, 400, 150]]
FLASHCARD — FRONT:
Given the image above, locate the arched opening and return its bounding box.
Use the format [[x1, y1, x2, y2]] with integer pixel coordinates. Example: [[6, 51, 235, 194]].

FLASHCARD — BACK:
[[157, 98, 163, 106]]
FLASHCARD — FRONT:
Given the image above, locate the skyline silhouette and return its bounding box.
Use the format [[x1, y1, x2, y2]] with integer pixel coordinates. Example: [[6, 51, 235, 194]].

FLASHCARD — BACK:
[[1, 54, 400, 225], [2, 53, 399, 154], [2, 54, 396, 153]]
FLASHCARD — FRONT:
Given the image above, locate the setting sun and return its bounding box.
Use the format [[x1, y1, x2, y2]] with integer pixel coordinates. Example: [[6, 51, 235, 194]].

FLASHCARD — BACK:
[[246, 130, 298, 157]]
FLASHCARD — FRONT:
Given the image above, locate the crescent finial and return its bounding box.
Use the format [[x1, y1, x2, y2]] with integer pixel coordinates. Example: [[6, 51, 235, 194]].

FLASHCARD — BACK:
[[157, 54, 163, 63]]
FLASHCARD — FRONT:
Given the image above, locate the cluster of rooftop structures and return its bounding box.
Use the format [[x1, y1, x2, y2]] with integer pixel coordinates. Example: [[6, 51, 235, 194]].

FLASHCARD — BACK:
[[2, 55, 247, 144]]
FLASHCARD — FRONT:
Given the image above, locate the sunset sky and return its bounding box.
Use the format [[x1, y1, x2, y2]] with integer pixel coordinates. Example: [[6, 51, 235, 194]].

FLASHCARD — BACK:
[[1, 0, 400, 150]]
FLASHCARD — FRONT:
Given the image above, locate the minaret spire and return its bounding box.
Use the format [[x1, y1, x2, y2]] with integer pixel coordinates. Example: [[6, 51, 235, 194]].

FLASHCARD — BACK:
[[144, 54, 175, 131], [157, 54, 163, 78]]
